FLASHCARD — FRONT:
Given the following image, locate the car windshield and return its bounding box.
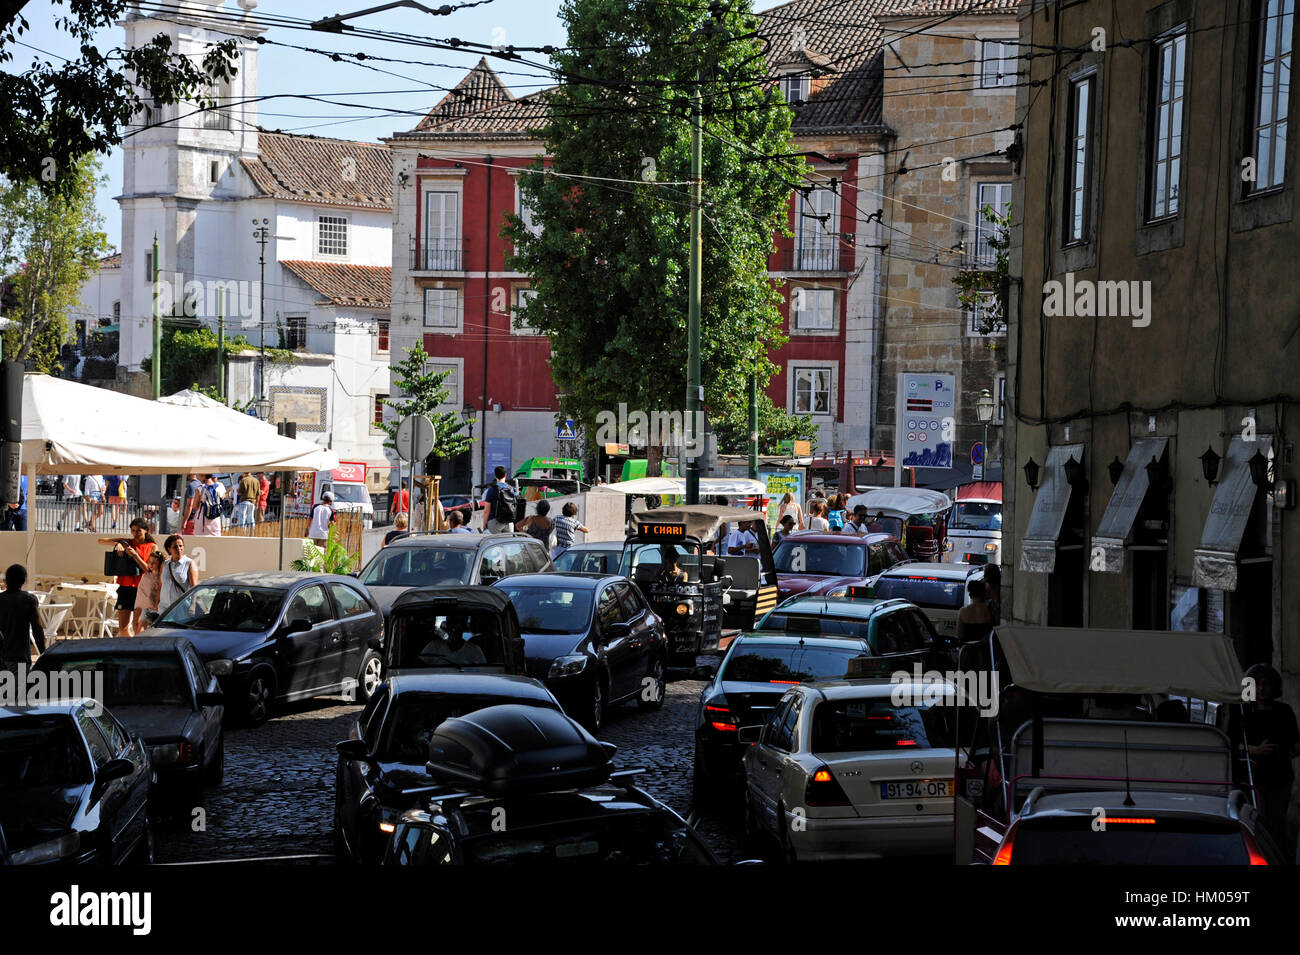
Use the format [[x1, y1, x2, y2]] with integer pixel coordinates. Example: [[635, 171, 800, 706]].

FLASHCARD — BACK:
[[329, 484, 369, 505], [388, 608, 506, 669], [158, 585, 284, 632], [810, 698, 967, 752], [1008, 819, 1250, 865], [617, 543, 690, 576], [873, 576, 966, 609], [42, 655, 189, 707], [773, 540, 867, 577], [758, 613, 870, 639], [553, 550, 616, 574], [720, 644, 869, 683], [499, 586, 593, 634], [461, 812, 713, 864], [0, 716, 92, 789], [950, 501, 1002, 531], [378, 693, 554, 762], [360, 547, 474, 588]]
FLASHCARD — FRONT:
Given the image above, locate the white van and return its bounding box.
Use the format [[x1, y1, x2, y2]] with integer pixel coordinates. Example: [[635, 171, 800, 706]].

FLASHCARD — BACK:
[[296, 462, 374, 527]]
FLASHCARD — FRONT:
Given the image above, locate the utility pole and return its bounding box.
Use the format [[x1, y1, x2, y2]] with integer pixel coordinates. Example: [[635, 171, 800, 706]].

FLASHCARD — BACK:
[[217, 289, 226, 403], [151, 233, 161, 399], [252, 218, 270, 410], [748, 367, 758, 479], [685, 84, 703, 505]]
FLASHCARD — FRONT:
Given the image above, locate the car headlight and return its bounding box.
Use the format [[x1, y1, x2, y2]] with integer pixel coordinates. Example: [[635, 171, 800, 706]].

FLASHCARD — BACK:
[[985, 541, 998, 552], [943, 539, 954, 551], [549, 653, 588, 678], [675, 601, 693, 616], [379, 807, 400, 834], [10, 832, 80, 865], [148, 743, 180, 766], [207, 659, 234, 676]]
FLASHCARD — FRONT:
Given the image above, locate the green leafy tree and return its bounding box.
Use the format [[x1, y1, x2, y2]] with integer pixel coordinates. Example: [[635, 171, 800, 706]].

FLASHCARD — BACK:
[[141, 326, 297, 396], [0, 154, 109, 370], [953, 203, 1010, 337], [711, 392, 819, 455], [0, 0, 237, 193], [506, 0, 804, 464], [380, 342, 473, 471]]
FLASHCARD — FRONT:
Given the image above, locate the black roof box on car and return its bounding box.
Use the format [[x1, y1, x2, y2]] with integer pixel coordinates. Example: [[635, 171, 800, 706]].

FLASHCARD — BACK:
[[425, 704, 617, 796]]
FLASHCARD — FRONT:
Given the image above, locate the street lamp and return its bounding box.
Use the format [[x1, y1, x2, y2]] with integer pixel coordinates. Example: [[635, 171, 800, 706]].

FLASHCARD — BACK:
[[252, 218, 270, 408], [975, 388, 995, 480], [1022, 457, 1040, 491], [255, 396, 271, 421], [461, 402, 475, 440], [1200, 446, 1222, 486]]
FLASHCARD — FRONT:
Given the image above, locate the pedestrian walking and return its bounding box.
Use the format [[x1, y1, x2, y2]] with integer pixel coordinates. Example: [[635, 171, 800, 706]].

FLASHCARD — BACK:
[[826, 493, 846, 532], [983, 564, 1002, 623], [82, 474, 106, 533], [0, 563, 44, 679], [772, 514, 796, 547], [777, 492, 804, 531], [806, 500, 830, 532], [552, 502, 588, 558], [256, 472, 271, 523], [383, 512, 410, 546], [309, 492, 335, 546], [56, 473, 84, 531], [194, 475, 225, 537], [104, 474, 127, 530], [956, 580, 995, 645], [183, 473, 204, 534], [519, 499, 555, 551], [135, 550, 166, 626], [2, 475, 26, 531], [1233, 664, 1300, 853], [159, 535, 199, 611], [237, 471, 260, 527], [99, 517, 156, 637], [392, 479, 410, 515], [484, 466, 519, 533]]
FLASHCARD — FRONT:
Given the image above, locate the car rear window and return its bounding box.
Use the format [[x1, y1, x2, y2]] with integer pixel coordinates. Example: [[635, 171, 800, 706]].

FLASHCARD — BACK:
[[41, 654, 189, 707], [1009, 819, 1251, 865], [810, 699, 965, 752], [720, 644, 869, 684], [873, 576, 966, 609], [760, 614, 869, 639], [360, 547, 474, 588], [388, 608, 508, 669]]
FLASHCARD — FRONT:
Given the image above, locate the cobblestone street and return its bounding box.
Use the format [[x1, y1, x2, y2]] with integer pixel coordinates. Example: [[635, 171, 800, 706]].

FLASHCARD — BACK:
[[156, 679, 745, 864]]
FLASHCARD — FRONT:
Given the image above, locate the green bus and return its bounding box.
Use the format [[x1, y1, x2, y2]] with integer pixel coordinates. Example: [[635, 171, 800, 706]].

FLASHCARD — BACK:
[[515, 457, 584, 501]]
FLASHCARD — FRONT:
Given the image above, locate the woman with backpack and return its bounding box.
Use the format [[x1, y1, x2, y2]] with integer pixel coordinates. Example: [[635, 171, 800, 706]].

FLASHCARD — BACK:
[[826, 494, 847, 532], [196, 474, 225, 537]]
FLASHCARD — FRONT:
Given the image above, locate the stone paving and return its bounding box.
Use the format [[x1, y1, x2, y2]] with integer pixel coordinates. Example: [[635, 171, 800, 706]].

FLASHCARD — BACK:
[[155, 679, 745, 864]]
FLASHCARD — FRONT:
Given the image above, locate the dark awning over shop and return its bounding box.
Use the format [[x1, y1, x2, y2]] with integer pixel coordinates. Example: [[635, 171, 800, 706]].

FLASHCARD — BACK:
[[1193, 435, 1272, 591], [1019, 444, 1085, 573], [1090, 437, 1169, 574]]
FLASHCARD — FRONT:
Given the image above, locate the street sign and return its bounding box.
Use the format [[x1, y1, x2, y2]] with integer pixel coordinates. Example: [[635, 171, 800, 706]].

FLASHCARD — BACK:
[[557, 418, 577, 440], [895, 373, 954, 469], [486, 437, 512, 476], [973, 464, 984, 480], [972, 442, 985, 465], [395, 414, 436, 463]]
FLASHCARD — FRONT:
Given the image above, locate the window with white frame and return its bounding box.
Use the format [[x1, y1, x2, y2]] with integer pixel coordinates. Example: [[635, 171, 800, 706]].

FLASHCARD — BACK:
[[792, 287, 835, 330], [425, 361, 459, 406], [143, 251, 153, 282], [1248, 0, 1292, 193], [996, 374, 1006, 422], [316, 215, 348, 257], [423, 190, 460, 269], [792, 367, 832, 416], [780, 73, 810, 105], [376, 316, 390, 353], [517, 187, 541, 238], [112, 301, 121, 324], [1148, 28, 1186, 219], [968, 291, 1005, 337], [202, 79, 231, 130], [424, 287, 461, 329], [513, 288, 541, 335], [980, 39, 1018, 88], [1064, 73, 1095, 245], [973, 182, 1012, 265], [796, 185, 838, 269]]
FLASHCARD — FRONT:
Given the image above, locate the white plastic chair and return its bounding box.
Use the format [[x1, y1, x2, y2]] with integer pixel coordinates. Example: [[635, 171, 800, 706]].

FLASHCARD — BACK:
[[71, 590, 118, 640], [40, 602, 74, 645]]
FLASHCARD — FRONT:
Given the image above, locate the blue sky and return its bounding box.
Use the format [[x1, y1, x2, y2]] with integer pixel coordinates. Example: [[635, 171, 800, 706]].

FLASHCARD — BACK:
[[15, 0, 570, 247]]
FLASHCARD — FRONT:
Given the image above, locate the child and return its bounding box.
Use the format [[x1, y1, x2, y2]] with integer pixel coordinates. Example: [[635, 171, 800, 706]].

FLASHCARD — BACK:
[[136, 550, 166, 625]]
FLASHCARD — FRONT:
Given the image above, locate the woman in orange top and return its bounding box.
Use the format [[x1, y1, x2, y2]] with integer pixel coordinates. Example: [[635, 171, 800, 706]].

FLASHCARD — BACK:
[[98, 517, 156, 636]]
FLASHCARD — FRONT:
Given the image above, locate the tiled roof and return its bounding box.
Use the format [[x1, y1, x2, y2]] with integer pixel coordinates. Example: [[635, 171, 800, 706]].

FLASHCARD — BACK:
[[241, 132, 392, 210], [98, 253, 122, 269], [886, 0, 1019, 15], [281, 260, 392, 309], [397, 59, 551, 141]]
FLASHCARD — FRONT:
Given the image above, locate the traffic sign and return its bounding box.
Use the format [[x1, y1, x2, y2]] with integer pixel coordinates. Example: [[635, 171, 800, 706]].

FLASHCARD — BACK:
[[972, 442, 985, 465], [895, 374, 954, 469], [557, 418, 577, 440], [395, 414, 436, 463]]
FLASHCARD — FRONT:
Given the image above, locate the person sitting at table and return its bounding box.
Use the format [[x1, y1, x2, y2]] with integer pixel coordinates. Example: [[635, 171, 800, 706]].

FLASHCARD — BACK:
[[98, 518, 156, 637]]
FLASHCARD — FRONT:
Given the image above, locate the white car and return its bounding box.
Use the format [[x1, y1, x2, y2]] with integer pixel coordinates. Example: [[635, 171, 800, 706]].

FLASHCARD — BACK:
[[740, 680, 963, 861], [869, 563, 984, 641]]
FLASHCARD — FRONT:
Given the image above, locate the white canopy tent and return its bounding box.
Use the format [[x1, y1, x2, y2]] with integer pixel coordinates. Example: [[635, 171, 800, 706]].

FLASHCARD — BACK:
[[594, 476, 768, 497]]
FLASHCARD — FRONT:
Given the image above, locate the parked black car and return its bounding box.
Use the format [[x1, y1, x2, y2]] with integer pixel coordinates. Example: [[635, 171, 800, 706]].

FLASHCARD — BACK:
[[142, 572, 385, 726], [383, 586, 527, 676], [356, 533, 554, 617], [382, 704, 717, 865], [0, 700, 154, 864], [34, 637, 224, 807], [494, 573, 668, 732], [333, 672, 562, 864]]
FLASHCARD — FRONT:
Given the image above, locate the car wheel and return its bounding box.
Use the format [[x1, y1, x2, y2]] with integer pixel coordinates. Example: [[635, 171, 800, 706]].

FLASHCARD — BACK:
[[583, 674, 605, 733], [134, 809, 156, 865], [201, 736, 224, 788], [243, 670, 275, 727], [355, 650, 383, 704], [637, 655, 666, 711]]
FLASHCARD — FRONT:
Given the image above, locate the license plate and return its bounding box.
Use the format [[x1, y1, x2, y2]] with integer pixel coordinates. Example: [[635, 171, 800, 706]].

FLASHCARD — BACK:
[[880, 779, 953, 799]]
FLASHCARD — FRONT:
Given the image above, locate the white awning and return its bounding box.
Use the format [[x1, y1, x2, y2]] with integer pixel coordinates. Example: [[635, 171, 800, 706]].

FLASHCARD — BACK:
[[18, 374, 338, 474], [1090, 437, 1169, 574], [995, 624, 1244, 701], [1019, 444, 1085, 573], [1193, 436, 1272, 591], [845, 487, 952, 517], [594, 476, 767, 496]]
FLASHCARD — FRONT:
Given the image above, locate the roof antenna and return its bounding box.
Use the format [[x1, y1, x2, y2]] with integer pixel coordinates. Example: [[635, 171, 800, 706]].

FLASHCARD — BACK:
[[1121, 727, 1135, 807]]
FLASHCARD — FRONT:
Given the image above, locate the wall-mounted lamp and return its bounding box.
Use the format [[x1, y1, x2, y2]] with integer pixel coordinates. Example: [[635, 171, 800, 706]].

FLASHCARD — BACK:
[[1248, 450, 1273, 488], [1107, 456, 1124, 487], [1023, 457, 1040, 491], [1063, 454, 1086, 489], [1144, 455, 1168, 494], [1200, 446, 1221, 486]]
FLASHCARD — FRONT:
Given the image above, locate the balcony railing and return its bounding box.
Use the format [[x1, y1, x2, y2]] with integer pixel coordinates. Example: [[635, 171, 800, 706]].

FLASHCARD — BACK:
[[774, 244, 844, 272], [409, 235, 468, 272]]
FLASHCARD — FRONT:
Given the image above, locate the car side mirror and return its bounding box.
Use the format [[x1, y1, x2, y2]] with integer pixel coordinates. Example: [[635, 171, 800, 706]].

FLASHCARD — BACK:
[[607, 621, 632, 640], [196, 691, 223, 708], [690, 664, 716, 681], [99, 757, 134, 782], [348, 571, 360, 578], [738, 725, 762, 745], [281, 617, 312, 636], [336, 739, 372, 762]]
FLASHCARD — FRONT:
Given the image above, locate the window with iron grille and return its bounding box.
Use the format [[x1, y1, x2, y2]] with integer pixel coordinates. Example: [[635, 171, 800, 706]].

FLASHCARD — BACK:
[[1248, 0, 1293, 193], [202, 80, 231, 130], [796, 186, 838, 269], [285, 315, 307, 351], [1148, 29, 1187, 219], [317, 215, 348, 257], [373, 393, 387, 429], [967, 291, 1005, 338]]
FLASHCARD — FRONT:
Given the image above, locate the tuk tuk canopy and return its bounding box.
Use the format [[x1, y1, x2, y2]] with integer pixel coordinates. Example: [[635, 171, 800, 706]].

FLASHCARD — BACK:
[[844, 487, 952, 517], [994, 625, 1245, 702], [597, 477, 767, 497], [632, 505, 769, 543]]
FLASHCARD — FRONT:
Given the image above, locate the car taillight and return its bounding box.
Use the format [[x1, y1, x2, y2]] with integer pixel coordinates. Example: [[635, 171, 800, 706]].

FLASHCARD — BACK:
[[706, 701, 738, 732], [992, 822, 1017, 865], [804, 765, 850, 807], [1243, 830, 1270, 865], [179, 741, 194, 765]]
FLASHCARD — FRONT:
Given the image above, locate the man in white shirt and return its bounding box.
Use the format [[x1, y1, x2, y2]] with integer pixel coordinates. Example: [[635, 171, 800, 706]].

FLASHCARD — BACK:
[[726, 520, 760, 556], [308, 491, 335, 545], [57, 474, 84, 531], [82, 474, 106, 533]]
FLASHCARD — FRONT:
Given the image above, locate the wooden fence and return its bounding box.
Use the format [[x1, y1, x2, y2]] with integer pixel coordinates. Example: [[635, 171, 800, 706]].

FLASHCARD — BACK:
[[222, 511, 365, 558]]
